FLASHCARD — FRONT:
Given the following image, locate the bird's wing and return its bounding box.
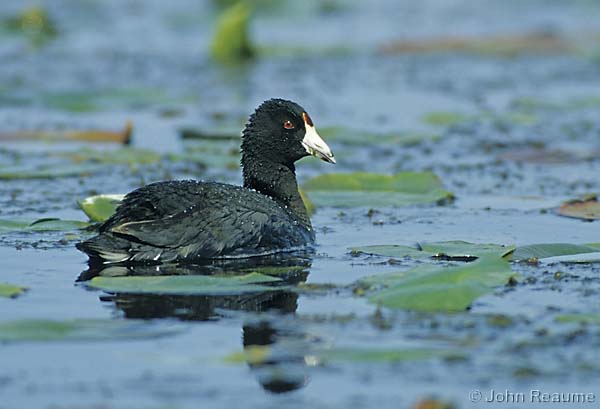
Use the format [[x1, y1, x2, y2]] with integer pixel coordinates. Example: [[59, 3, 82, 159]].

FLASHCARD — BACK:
[[102, 180, 294, 258]]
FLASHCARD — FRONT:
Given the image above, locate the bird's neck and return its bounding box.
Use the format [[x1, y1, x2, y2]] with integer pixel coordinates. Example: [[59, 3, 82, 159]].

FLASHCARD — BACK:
[[242, 158, 312, 231]]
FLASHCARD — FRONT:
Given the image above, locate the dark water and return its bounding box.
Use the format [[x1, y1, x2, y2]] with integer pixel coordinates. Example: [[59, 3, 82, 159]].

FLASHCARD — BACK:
[[1, 1, 600, 408]]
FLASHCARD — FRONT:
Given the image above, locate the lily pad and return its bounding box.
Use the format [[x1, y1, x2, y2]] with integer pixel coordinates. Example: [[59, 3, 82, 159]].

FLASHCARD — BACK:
[[420, 241, 515, 258], [0, 283, 28, 298], [539, 252, 600, 265], [224, 345, 454, 365], [59, 147, 160, 165], [557, 195, 600, 221], [350, 241, 514, 260], [359, 255, 514, 312], [318, 347, 456, 363], [211, 2, 255, 64], [0, 218, 89, 234], [86, 272, 283, 295], [350, 244, 431, 259], [510, 243, 600, 262], [0, 319, 180, 343], [318, 127, 440, 147], [78, 194, 124, 222], [2, 6, 57, 47], [556, 314, 600, 325], [302, 172, 453, 208], [422, 111, 468, 127], [0, 121, 132, 144], [0, 163, 103, 180], [41, 88, 190, 113]]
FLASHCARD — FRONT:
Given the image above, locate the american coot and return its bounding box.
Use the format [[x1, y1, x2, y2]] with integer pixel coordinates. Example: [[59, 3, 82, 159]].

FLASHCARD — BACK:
[[77, 99, 335, 264]]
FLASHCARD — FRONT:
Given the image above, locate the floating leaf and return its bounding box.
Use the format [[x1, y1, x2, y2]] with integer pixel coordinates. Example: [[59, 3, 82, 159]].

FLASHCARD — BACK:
[[318, 127, 440, 147], [420, 241, 515, 259], [170, 139, 240, 169], [0, 218, 89, 234], [350, 244, 433, 259], [539, 252, 600, 265], [2, 6, 57, 47], [240, 265, 307, 277], [223, 345, 271, 364], [499, 148, 587, 164], [0, 283, 28, 298], [0, 163, 103, 180], [63, 121, 133, 144], [211, 2, 255, 64], [0, 319, 180, 343], [0, 121, 132, 144], [86, 273, 283, 295], [511, 243, 600, 262], [59, 147, 160, 165], [557, 195, 600, 221], [302, 172, 453, 208], [422, 111, 467, 127], [318, 347, 455, 363], [350, 241, 514, 260], [359, 256, 514, 312], [41, 88, 188, 113], [78, 194, 124, 222], [379, 32, 570, 56], [556, 314, 600, 325], [224, 345, 455, 365]]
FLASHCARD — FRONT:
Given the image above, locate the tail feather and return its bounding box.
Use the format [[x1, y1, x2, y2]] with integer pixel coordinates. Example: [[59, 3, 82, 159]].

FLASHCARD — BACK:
[[76, 234, 132, 263], [77, 233, 180, 264]]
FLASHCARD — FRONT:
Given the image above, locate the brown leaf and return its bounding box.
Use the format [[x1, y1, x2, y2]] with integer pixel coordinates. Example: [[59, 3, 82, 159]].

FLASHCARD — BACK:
[[0, 121, 132, 144], [557, 195, 600, 221]]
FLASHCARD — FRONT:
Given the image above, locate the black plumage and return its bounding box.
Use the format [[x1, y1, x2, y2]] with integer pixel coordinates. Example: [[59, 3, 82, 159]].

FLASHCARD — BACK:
[[77, 99, 335, 264]]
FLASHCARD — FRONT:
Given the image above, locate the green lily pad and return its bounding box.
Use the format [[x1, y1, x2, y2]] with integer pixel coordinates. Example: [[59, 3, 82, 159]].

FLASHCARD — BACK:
[[359, 255, 514, 312], [0, 218, 89, 234], [78, 194, 124, 223], [0, 319, 180, 343], [422, 111, 468, 127], [240, 265, 306, 277], [86, 272, 283, 295], [318, 127, 440, 147], [41, 88, 189, 113], [2, 6, 57, 47], [350, 241, 514, 260], [319, 347, 456, 363], [539, 252, 600, 264], [0, 163, 103, 180], [211, 2, 255, 64], [511, 243, 600, 262], [420, 241, 515, 258], [350, 244, 431, 259], [555, 314, 600, 325], [302, 172, 453, 208], [0, 283, 28, 298], [60, 148, 161, 165], [224, 345, 455, 365]]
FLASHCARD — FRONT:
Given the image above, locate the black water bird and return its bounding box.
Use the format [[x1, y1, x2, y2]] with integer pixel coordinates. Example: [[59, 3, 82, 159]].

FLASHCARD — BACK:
[[77, 99, 335, 264]]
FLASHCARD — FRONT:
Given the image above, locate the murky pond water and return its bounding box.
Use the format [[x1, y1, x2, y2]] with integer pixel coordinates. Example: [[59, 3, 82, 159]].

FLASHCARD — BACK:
[[1, 1, 600, 408]]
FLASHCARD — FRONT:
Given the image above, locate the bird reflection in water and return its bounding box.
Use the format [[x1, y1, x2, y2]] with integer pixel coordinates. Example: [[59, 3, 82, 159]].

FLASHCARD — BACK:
[[78, 252, 314, 393]]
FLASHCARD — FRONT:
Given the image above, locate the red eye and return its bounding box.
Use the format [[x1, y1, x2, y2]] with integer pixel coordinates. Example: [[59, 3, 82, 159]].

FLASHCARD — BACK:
[[283, 120, 294, 130]]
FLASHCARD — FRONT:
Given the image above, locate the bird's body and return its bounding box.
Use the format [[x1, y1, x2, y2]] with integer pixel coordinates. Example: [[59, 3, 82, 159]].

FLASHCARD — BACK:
[[77, 99, 335, 264], [80, 180, 314, 263]]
